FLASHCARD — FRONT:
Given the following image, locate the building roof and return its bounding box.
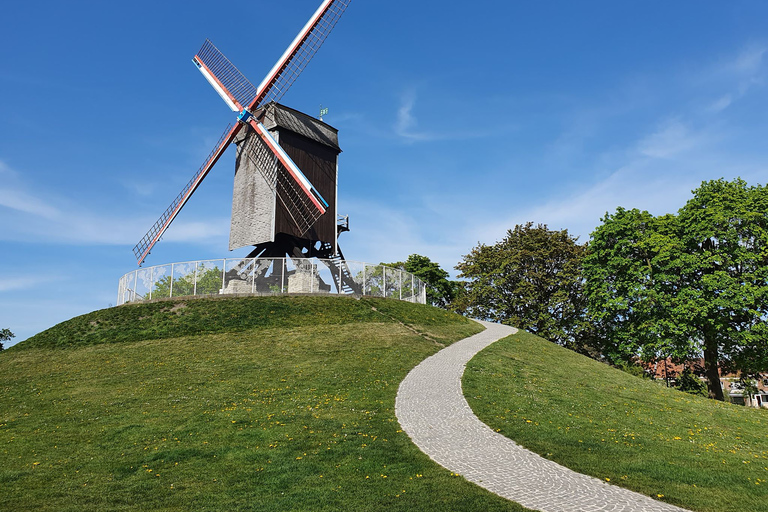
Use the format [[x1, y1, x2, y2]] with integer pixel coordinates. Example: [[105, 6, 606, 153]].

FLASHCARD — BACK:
[[262, 102, 341, 152]]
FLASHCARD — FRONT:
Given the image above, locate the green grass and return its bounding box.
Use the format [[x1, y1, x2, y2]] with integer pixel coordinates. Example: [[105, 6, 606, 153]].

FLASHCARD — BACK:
[[0, 296, 531, 511], [463, 330, 768, 512], [17, 296, 415, 349]]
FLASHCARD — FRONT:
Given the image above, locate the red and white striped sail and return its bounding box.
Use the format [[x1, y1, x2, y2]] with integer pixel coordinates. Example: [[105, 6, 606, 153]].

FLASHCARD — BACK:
[[133, 0, 350, 266], [133, 123, 243, 265], [248, 0, 350, 110]]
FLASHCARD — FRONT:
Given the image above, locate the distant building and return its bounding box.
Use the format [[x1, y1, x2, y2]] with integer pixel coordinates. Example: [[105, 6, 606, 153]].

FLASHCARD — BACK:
[[642, 357, 768, 408], [723, 377, 768, 408]]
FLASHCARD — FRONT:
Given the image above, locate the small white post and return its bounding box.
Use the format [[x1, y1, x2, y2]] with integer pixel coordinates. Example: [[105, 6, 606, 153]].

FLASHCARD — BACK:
[[252, 258, 257, 293], [383, 267, 386, 298], [193, 261, 198, 296], [149, 267, 154, 300], [399, 270, 402, 300], [281, 258, 285, 293], [170, 263, 174, 298], [133, 270, 138, 302]]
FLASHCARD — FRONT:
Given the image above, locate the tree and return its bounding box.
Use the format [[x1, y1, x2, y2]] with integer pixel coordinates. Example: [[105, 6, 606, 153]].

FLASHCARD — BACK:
[[581, 208, 683, 364], [677, 369, 707, 397], [148, 266, 224, 299], [583, 179, 768, 400], [454, 223, 589, 349], [383, 254, 458, 308], [0, 328, 14, 351]]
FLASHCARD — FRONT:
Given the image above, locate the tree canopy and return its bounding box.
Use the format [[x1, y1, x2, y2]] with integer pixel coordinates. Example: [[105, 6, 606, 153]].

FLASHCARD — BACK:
[[383, 254, 457, 308], [583, 178, 768, 400], [454, 223, 588, 349], [149, 266, 224, 299], [0, 328, 14, 351]]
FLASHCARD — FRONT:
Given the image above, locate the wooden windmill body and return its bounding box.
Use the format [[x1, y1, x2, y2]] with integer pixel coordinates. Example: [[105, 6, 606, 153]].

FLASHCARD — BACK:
[[230, 102, 341, 258]]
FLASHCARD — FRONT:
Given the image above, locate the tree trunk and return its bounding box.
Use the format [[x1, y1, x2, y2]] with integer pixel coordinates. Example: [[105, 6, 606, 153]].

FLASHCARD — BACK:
[[703, 333, 724, 401]]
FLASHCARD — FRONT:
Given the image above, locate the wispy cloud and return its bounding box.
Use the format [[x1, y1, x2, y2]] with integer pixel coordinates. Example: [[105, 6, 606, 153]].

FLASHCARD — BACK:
[[391, 89, 475, 143], [727, 44, 766, 76], [0, 188, 61, 219], [394, 89, 430, 141], [701, 43, 768, 113], [0, 160, 228, 247], [707, 94, 733, 113], [637, 119, 706, 159], [120, 178, 158, 198], [364, 44, 768, 262], [0, 275, 61, 292], [341, 196, 470, 273]]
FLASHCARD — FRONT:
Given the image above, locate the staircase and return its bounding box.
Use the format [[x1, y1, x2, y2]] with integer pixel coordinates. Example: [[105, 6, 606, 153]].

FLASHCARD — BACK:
[[317, 242, 361, 294]]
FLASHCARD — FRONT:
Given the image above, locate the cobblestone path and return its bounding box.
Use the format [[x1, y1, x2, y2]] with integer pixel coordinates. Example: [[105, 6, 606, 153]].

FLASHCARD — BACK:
[[395, 321, 690, 512]]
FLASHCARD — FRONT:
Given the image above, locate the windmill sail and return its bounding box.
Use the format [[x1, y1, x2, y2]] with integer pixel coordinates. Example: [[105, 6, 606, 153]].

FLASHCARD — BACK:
[[132, 123, 243, 265], [193, 39, 258, 111], [249, 0, 351, 110]]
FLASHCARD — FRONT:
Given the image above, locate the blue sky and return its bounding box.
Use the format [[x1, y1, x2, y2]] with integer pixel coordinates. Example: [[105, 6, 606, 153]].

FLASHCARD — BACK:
[[2, 1, 768, 345]]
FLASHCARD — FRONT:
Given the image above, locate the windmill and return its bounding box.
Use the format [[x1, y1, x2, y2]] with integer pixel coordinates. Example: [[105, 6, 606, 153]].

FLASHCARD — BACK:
[[132, 0, 360, 294]]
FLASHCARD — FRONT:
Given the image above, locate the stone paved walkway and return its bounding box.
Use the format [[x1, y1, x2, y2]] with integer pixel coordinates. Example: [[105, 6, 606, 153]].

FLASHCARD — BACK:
[[395, 320, 690, 512]]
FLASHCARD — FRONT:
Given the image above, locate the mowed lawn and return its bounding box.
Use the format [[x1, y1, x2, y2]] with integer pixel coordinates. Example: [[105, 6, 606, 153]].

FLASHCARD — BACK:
[[0, 296, 531, 512], [464, 330, 768, 512]]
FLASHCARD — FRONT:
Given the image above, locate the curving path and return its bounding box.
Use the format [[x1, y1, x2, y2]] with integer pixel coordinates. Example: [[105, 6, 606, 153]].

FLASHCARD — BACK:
[[395, 320, 690, 512]]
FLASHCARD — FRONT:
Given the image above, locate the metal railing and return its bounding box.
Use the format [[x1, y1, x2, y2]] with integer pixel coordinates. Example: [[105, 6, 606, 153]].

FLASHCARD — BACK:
[[117, 257, 427, 306]]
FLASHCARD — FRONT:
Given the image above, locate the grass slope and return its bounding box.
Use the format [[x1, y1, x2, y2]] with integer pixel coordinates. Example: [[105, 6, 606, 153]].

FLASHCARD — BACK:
[[1, 296, 530, 512], [464, 330, 768, 512]]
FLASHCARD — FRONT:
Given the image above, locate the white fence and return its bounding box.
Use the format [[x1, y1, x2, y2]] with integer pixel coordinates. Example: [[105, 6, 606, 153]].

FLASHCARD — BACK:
[[117, 257, 427, 306]]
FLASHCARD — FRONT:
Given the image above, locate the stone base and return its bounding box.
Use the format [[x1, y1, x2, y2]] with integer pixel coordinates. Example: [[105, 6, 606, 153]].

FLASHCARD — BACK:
[[287, 265, 328, 293], [221, 279, 253, 295]]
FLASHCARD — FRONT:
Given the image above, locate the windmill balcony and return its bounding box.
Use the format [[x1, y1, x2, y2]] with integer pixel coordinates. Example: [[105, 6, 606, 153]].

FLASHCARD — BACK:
[[117, 257, 427, 306]]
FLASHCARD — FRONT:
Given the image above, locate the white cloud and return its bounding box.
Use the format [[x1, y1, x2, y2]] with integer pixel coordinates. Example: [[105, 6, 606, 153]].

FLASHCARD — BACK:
[[729, 45, 767, 75], [0, 275, 58, 292], [480, 165, 695, 243], [0, 161, 229, 247], [707, 94, 733, 113], [637, 119, 703, 159], [394, 89, 430, 141], [0, 160, 63, 219], [391, 89, 472, 143], [341, 197, 469, 274], [0, 188, 61, 219], [701, 44, 768, 113], [120, 179, 158, 197]]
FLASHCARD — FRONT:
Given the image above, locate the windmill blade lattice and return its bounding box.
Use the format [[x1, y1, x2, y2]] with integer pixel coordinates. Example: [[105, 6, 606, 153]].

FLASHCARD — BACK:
[[239, 126, 325, 237], [132, 122, 242, 264], [249, 0, 351, 110], [195, 39, 259, 111]]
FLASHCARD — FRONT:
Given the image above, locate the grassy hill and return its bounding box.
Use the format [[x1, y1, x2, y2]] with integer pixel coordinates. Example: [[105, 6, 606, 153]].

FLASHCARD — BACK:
[[5, 295, 766, 512], [464, 330, 768, 512], [0, 296, 530, 512]]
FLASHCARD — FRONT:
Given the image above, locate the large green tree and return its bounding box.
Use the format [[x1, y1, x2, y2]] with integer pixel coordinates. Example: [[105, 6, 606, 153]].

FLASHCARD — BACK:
[[583, 178, 768, 400], [0, 328, 14, 351], [454, 223, 588, 349]]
